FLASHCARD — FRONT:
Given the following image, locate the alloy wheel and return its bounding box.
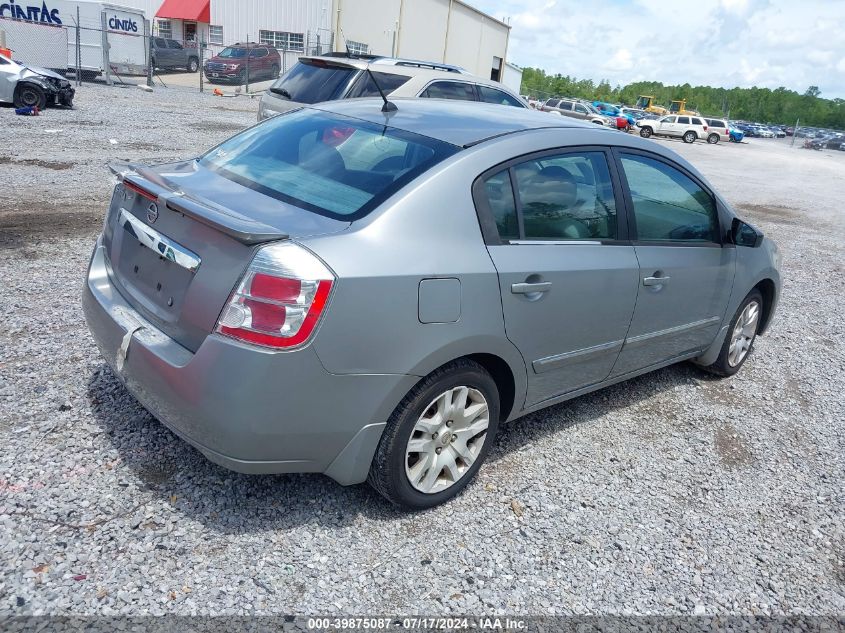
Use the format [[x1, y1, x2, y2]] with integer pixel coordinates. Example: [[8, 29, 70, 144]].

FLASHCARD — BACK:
[[405, 386, 489, 494], [728, 300, 760, 367]]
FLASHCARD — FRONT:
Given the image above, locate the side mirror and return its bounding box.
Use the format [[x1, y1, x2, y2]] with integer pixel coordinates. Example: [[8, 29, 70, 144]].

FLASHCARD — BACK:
[[731, 217, 764, 247]]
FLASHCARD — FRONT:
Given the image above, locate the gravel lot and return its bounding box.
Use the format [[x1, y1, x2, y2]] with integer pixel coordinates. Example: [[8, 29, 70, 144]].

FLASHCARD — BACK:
[[1, 84, 843, 617]]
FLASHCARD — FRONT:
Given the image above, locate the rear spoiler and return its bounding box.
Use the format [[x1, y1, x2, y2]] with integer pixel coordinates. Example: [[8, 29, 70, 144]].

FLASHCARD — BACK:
[[109, 162, 289, 245]]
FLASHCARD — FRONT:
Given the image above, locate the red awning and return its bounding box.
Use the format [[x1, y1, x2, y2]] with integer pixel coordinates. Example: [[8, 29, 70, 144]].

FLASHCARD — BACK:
[[155, 0, 210, 23]]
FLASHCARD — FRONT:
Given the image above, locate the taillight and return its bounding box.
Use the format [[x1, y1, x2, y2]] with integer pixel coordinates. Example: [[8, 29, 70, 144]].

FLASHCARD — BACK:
[[216, 242, 334, 349], [703, 126, 708, 131], [123, 180, 157, 202]]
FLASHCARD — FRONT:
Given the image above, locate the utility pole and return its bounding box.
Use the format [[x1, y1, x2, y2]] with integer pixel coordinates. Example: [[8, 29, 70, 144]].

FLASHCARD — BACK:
[[144, 18, 153, 87], [245, 34, 250, 93]]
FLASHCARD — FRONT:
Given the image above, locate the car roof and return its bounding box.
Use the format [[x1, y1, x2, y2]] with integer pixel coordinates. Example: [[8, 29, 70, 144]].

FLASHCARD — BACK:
[[306, 98, 603, 147], [305, 53, 468, 74]]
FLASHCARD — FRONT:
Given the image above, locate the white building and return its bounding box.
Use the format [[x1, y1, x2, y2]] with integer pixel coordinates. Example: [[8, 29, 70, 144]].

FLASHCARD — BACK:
[[121, 0, 512, 80], [332, 0, 512, 80]]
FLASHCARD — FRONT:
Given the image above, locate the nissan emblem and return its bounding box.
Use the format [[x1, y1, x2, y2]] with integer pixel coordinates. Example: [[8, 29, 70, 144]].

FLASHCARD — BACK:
[[146, 202, 159, 224]]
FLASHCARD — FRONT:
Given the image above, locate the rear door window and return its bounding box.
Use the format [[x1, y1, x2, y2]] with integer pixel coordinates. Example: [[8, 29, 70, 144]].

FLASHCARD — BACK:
[[200, 109, 458, 220], [269, 60, 357, 104], [154, 37, 166, 48], [514, 152, 618, 240], [346, 71, 411, 98], [678, 116, 690, 124], [481, 169, 519, 240], [559, 101, 573, 111], [477, 85, 525, 108], [480, 152, 618, 242], [167, 39, 183, 49], [420, 81, 477, 101]]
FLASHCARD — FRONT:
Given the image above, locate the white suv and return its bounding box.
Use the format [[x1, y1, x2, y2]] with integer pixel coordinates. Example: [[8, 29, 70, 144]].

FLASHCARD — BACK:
[[637, 114, 709, 144], [258, 54, 527, 121]]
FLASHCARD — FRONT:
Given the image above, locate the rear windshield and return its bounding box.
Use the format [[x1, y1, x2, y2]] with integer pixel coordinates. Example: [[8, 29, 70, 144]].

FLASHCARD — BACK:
[[269, 60, 357, 104], [346, 71, 411, 98], [200, 109, 459, 220]]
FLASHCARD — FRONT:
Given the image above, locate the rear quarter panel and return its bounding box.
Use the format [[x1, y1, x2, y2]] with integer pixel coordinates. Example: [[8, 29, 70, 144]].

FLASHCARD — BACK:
[[301, 145, 526, 385]]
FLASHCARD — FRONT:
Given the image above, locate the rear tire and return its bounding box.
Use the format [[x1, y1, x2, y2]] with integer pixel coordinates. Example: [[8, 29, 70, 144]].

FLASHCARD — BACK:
[[14, 83, 47, 110], [683, 131, 697, 144], [707, 133, 720, 144], [699, 289, 763, 377], [640, 126, 653, 138], [368, 359, 500, 509]]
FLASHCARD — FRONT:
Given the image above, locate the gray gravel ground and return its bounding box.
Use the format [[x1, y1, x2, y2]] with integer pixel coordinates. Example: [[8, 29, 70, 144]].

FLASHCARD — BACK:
[[0, 84, 843, 616]]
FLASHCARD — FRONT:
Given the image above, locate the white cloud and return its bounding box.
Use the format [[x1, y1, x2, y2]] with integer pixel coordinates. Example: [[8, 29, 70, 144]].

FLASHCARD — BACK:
[[606, 49, 633, 72], [475, 0, 845, 98]]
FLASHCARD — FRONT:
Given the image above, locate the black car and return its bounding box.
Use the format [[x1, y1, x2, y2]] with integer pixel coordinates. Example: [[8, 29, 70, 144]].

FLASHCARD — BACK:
[[824, 136, 845, 150]]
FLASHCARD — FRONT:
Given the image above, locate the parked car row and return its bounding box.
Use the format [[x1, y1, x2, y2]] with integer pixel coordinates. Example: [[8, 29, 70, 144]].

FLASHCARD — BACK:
[[732, 123, 784, 138]]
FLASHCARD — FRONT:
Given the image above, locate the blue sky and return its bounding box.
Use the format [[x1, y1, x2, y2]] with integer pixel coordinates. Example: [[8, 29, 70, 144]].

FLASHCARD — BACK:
[[475, 0, 845, 99]]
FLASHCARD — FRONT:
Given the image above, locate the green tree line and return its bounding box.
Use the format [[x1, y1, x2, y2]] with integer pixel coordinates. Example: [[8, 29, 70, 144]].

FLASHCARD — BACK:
[[520, 67, 845, 129]]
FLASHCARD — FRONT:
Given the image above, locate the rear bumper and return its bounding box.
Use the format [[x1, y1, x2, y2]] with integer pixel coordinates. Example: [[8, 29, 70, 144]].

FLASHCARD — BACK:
[[83, 238, 417, 484]]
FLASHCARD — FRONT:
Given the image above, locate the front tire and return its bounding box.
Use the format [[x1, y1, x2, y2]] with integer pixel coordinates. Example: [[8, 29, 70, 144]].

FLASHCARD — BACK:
[[640, 126, 653, 138], [707, 133, 720, 144], [187, 57, 199, 73], [368, 359, 500, 509], [14, 83, 47, 110], [683, 131, 697, 144], [700, 289, 763, 377]]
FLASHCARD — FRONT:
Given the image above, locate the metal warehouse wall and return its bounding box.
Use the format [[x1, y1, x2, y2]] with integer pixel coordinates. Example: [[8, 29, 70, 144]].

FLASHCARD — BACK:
[[334, 0, 511, 78], [120, 0, 161, 22], [211, 0, 331, 44]]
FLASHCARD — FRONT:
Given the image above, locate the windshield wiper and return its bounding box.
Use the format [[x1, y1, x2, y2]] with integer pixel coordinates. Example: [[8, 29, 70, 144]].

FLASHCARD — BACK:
[[270, 87, 292, 99]]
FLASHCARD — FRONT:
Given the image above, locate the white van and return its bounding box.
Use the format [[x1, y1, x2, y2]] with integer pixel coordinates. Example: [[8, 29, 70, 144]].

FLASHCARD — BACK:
[[0, 0, 147, 77]]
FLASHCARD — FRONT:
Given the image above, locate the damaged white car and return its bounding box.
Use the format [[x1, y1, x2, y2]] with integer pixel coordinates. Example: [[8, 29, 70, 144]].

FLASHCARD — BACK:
[[0, 52, 75, 109]]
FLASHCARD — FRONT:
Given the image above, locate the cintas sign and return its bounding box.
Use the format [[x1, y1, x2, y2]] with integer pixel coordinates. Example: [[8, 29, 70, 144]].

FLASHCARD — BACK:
[[0, 0, 62, 24], [108, 14, 137, 31]]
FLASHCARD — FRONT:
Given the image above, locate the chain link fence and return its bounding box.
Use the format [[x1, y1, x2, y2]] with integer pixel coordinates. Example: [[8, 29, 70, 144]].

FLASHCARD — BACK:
[[0, 16, 333, 93]]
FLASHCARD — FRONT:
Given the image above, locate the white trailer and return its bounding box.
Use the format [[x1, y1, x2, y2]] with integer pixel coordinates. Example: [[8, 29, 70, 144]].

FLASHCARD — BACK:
[[0, 0, 148, 76]]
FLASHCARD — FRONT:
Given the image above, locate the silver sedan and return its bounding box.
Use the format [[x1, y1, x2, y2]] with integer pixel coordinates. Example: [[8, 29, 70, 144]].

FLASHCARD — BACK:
[[83, 98, 781, 508]]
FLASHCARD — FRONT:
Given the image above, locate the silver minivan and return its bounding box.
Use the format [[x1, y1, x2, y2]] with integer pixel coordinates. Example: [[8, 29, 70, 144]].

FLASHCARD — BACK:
[[541, 98, 613, 126], [84, 99, 781, 508]]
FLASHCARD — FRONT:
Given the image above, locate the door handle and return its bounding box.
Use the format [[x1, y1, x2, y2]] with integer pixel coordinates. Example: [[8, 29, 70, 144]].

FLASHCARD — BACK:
[[643, 276, 671, 286], [511, 281, 552, 294]]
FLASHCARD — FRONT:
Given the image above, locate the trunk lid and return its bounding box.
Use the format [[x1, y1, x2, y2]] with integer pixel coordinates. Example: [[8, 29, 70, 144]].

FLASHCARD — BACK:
[[103, 160, 349, 352]]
